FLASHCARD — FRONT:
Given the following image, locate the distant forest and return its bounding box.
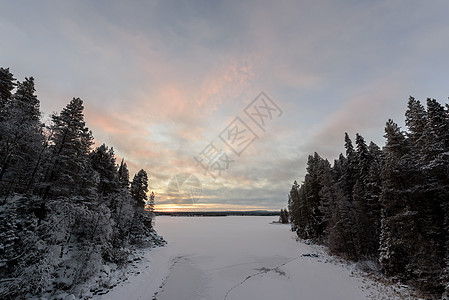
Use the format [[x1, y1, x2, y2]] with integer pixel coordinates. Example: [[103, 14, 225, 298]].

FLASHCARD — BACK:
[[155, 210, 279, 217], [288, 97, 449, 296], [0, 67, 162, 299]]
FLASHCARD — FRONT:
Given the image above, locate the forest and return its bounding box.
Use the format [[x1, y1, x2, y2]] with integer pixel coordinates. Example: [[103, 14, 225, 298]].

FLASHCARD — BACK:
[[0, 67, 163, 299], [288, 96, 449, 297]]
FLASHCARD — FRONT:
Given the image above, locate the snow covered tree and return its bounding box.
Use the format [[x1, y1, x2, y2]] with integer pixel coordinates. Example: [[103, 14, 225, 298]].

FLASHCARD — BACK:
[[365, 142, 383, 253], [89, 143, 118, 197], [129, 169, 153, 243], [318, 151, 359, 259], [415, 99, 447, 293], [379, 120, 414, 276], [288, 97, 449, 296], [379, 118, 444, 292], [353, 133, 381, 258], [292, 153, 325, 239], [131, 169, 148, 207], [342, 132, 357, 201], [405, 97, 427, 154], [0, 77, 44, 195], [0, 68, 164, 298], [424, 98, 449, 161], [118, 158, 130, 187], [0, 67, 15, 116], [40, 98, 94, 199], [288, 180, 300, 232], [318, 160, 344, 251], [146, 191, 155, 212], [279, 209, 289, 223]]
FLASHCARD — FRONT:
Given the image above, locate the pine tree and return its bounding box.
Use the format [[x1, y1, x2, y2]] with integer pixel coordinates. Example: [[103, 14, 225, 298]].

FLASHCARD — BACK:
[[90, 144, 118, 197], [40, 98, 94, 198], [353, 133, 380, 257], [0, 77, 44, 195], [425, 98, 449, 160], [288, 97, 449, 296], [146, 191, 155, 213], [343, 132, 357, 201], [0, 69, 164, 298], [318, 159, 344, 253], [405, 97, 427, 154], [118, 158, 130, 187], [332, 154, 358, 259], [0, 67, 15, 116], [440, 102, 449, 297], [379, 119, 420, 280], [288, 180, 300, 232], [338, 137, 361, 259], [366, 141, 383, 256], [279, 209, 289, 223], [301, 152, 325, 238], [129, 169, 153, 242], [131, 169, 148, 207], [417, 99, 447, 293], [317, 159, 335, 230]]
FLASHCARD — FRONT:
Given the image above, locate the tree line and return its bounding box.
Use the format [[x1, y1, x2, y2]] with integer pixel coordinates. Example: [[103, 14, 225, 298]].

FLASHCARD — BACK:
[[0, 67, 162, 298], [288, 97, 449, 296]]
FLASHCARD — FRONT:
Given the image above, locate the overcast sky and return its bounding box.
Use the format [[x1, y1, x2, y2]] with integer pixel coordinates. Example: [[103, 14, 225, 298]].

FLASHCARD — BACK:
[[1, 0, 448, 211]]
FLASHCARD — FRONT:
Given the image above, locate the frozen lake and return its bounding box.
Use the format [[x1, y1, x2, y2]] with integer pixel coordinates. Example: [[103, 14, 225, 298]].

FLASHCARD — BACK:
[[99, 216, 416, 300]]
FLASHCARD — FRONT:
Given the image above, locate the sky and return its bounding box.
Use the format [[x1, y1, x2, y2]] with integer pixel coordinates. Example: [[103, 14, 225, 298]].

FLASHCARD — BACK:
[[1, 0, 449, 211]]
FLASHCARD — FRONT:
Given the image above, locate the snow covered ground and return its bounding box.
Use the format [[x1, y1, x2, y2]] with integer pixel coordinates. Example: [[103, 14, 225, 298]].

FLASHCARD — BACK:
[[96, 216, 420, 300]]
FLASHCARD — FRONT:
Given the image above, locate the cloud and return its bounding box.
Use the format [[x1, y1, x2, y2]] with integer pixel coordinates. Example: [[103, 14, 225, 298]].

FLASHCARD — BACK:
[[303, 75, 409, 161], [2, 0, 449, 211]]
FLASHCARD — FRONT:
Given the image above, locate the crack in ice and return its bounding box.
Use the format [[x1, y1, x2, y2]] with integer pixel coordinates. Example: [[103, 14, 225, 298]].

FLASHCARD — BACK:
[[223, 257, 300, 300]]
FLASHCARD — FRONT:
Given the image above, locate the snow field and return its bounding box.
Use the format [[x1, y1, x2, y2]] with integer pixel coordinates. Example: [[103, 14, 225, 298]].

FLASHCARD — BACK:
[[97, 216, 420, 300]]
